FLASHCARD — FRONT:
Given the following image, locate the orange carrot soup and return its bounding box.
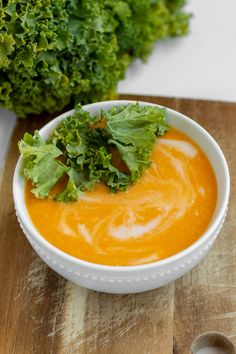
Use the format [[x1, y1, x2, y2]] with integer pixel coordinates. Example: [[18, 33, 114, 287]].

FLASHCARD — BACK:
[[25, 128, 217, 266]]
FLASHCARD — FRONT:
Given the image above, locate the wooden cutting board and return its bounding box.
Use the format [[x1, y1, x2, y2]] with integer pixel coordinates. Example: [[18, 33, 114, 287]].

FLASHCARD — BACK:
[[0, 95, 235, 354]]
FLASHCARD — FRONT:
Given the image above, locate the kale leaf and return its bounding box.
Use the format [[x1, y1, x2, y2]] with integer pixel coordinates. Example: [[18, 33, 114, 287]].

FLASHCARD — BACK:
[[19, 103, 167, 201]]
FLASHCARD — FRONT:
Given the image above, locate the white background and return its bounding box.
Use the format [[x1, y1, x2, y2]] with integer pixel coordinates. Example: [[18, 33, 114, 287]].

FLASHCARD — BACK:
[[1, 0, 236, 167], [118, 0, 236, 102]]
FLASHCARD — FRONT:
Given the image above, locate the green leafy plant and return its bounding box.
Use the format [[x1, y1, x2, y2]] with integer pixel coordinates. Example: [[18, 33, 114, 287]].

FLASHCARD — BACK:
[[19, 103, 168, 201], [0, 0, 189, 117]]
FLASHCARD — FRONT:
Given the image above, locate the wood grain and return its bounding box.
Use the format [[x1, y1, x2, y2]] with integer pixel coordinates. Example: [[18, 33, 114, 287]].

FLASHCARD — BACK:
[[0, 96, 235, 354]]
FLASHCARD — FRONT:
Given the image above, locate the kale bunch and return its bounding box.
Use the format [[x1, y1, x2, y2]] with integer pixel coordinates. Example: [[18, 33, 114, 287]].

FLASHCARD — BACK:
[[0, 0, 189, 117]]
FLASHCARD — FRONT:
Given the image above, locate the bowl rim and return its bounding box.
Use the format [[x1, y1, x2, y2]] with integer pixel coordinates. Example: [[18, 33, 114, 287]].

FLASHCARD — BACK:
[[13, 100, 230, 272]]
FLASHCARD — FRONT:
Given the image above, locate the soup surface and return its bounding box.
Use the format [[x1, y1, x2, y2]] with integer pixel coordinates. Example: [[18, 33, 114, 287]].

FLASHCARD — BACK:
[[25, 127, 217, 266]]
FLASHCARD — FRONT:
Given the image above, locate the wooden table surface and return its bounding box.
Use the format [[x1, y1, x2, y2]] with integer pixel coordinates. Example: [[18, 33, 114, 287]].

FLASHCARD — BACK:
[[0, 95, 235, 354]]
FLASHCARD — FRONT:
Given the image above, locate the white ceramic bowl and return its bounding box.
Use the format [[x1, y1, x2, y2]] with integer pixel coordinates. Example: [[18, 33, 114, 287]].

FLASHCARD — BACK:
[[13, 100, 230, 294]]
